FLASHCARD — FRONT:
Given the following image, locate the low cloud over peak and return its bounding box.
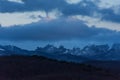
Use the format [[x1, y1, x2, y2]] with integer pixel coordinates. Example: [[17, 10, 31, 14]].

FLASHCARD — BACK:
[[0, 18, 119, 43]]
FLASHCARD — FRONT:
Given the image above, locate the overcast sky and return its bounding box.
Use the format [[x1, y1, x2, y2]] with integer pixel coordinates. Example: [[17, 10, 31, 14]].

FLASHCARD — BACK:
[[0, 0, 120, 49]]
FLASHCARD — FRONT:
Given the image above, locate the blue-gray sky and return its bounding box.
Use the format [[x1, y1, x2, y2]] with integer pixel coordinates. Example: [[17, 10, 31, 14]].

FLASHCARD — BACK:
[[0, 0, 120, 49]]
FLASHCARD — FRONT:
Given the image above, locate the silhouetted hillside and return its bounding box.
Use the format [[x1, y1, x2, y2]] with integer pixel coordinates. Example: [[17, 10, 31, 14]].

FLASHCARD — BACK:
[[0, 56, 119, 80], [86, 60, 120, 74]]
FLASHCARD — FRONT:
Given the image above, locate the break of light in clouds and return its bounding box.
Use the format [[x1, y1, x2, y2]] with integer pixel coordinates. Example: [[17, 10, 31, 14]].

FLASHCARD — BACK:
[[97, 0, 120, 9], [72, 15, 120, 31], [94, 0, 120, 15], [0, 11, 41, 27], [8, 0, 24, 4], [65, 0, 82, 4], [1, 11, 120, 31], [0, 9, 62, 27]]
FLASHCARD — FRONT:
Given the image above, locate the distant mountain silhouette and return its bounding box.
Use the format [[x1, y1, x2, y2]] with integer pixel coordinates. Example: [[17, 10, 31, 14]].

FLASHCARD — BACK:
[[0, 44, 120, 62]]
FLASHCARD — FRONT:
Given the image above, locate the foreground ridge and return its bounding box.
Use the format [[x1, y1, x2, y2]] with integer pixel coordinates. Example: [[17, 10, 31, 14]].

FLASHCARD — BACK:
[[0, 55, 119, 80]]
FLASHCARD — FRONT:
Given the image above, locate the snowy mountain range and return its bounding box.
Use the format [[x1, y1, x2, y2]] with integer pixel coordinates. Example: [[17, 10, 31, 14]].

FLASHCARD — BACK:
[[0, 44, 120, 62]]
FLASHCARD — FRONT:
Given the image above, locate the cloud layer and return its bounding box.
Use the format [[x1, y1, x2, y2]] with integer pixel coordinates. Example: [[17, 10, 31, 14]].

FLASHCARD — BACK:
[[0, 0, 120, 29], [0, 0, 119, 23], [0, 18, 120, 43], [0, 0, 120, 47]]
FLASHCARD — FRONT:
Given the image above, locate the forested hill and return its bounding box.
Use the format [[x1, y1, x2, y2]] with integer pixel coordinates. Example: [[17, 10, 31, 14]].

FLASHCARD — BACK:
[[0, 56, 119, 80]]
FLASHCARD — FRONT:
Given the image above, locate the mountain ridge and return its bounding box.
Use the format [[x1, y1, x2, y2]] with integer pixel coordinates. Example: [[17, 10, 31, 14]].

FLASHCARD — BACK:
[[0, 44, 120, 62]]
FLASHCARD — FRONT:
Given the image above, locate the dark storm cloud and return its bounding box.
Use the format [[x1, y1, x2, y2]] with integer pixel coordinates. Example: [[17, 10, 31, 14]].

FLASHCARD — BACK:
[[0, 0, 67, 12], [0, 18, 120, 42], [0, 0, 97, 16], [0, 19, 95, 40]]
